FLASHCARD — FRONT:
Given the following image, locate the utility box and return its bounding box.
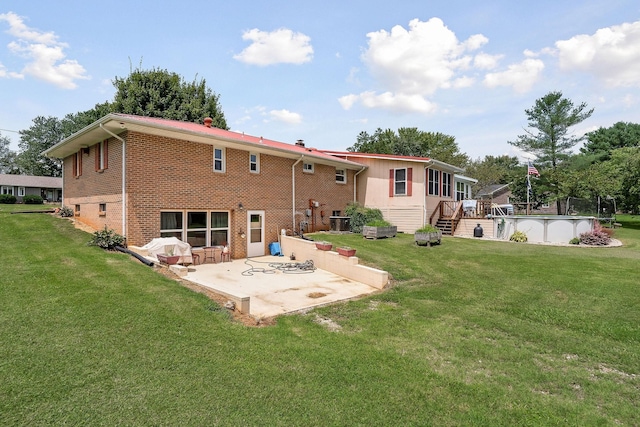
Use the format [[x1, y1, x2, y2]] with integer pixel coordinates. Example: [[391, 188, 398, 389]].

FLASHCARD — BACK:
[[330, 216, 351, 232]]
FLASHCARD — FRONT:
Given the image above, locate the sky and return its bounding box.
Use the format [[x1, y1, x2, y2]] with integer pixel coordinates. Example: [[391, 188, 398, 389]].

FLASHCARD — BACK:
[[1, 0, 639, 162]]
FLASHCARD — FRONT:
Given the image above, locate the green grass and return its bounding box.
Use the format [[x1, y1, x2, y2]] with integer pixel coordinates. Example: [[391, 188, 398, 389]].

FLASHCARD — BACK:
[[1, 206, 639, 426]]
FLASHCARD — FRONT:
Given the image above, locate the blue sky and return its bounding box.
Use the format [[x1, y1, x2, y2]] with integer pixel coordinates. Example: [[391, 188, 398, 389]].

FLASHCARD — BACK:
[[1, 0, 639, 161]]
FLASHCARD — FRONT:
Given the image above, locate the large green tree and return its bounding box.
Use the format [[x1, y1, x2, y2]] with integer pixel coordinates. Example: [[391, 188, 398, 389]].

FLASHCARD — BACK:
[[509, 91, 593, 213], [581, 121, 640, 159], [348, 127, 469, 167], [0, 132, 20, 174], [464, 154, 520, 194], [16, 116, 64, 177]]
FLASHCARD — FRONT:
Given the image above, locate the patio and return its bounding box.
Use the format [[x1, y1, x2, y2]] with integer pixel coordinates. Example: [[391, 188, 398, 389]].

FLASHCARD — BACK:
[[180, 255, 380, 318]]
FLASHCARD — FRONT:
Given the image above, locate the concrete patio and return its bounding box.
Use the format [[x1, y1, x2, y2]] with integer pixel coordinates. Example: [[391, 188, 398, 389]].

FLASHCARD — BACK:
[[178, 256, 381, 318]]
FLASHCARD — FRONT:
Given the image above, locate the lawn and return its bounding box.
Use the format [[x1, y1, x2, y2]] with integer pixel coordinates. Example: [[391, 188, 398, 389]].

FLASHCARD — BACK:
[[1, 204, 639, 426]]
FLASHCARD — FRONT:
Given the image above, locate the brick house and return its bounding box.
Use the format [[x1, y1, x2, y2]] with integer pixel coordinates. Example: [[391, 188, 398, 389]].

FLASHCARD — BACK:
[[44, 114, 365, 259], [321, 152, 476, 233], [0, 174, 62, 202]]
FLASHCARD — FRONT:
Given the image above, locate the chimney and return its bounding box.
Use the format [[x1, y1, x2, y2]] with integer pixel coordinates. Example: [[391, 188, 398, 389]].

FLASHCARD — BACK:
[[203, 117, 213, 128], [295, 139, 305, 147]]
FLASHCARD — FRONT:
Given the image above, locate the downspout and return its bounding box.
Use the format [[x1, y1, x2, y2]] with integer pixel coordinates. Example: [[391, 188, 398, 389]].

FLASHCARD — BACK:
[[424, 161, 434, 226], [292, 155, 304, 231], [353, 166, 366, 202], [99, 124, 126, 240]]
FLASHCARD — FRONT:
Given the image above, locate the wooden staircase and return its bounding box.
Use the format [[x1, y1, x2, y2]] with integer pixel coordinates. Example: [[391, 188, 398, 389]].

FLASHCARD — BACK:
[[436, 218, 457, 236]]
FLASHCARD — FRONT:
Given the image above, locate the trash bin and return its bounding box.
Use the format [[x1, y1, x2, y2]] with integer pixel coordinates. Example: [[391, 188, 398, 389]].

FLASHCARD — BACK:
[[269, 242, 282, 256], [473, 224, 483, 238]]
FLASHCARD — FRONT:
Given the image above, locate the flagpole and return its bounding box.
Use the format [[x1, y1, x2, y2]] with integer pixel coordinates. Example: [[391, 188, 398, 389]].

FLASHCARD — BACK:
[[526, 173, 530, 215]]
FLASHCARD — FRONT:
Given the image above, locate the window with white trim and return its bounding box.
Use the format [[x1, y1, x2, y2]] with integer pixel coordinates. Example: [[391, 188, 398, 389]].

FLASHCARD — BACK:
[[213, 147, 225, 172], [335, 168, 346, 184], [160, 211, 183, 240], [249, 153, 259, 173], [160, 211, 229, 247], [1, 186, 14, 195], [442, 172, 452, 198], [187, 211, 208, 247], [210, 212, 229, 246], [394, 168, 407, 196], [96, 140, 108, 171], [455, 182, 467, 201], [303, 162, 314, 173], [17, 187, 25, 197], [428, 168, 440, 196], [73, 152, 82, 177]]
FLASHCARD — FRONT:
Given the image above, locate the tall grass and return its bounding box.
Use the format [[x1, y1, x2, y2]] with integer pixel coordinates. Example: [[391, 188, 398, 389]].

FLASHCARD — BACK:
[[1, 207, 638, 426]]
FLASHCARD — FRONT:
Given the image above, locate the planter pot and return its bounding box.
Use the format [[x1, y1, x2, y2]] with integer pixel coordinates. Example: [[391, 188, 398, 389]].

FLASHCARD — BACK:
[[315, 242, 333, 251], [337, 247, 356, 257], [157, 254, 180, 265], [363, 225, 397, 239], [415, 231, 442, 246]]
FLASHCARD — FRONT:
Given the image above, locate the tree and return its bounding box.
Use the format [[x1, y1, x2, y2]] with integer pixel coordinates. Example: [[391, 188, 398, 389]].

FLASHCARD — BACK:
[[464, 155, 520, 193], [348, 127, 469, 167], [508, 91, 593, 213], [581, 121, 640, 159], [111, 67, 228, 129], [16, 116, 64, 177], [0, 132, 20, 174]]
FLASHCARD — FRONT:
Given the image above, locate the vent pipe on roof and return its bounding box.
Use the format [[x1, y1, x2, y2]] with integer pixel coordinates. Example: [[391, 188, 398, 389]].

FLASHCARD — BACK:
[[203, 117, 213, 128], [295, 139, 305, 147]]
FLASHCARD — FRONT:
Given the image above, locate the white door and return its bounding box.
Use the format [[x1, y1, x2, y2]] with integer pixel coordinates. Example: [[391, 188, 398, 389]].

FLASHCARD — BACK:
[[247, 210, 265, 257]]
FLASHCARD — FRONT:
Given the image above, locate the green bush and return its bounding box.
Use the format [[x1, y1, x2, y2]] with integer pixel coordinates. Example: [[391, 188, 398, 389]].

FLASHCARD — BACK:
[[89, 226, 125, 250], [416, 224, 440, 233], [365, 219, 392, 227], [23, 195, 44, 204], [569, 237, 580, 245], [344, 203, 383, 233], [0, 194, 17, 204], [59, 206, 74, 217], [509, 230, 528, 243]]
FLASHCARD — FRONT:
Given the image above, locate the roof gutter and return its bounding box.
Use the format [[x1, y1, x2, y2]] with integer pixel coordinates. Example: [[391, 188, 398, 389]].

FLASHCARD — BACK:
[[99, 123, 127, 240], [292, 155, 304, 231]]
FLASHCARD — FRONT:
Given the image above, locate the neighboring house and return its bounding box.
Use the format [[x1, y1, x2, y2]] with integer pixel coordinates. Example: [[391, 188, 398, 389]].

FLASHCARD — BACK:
[[321, 152, 477, 233], [476, 183, 511, 205], [0, 174, 62, 202], [43, 114, 365, 259]]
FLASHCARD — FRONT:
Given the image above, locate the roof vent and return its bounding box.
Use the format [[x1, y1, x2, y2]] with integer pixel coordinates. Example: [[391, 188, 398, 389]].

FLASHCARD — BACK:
[[295, 139, 305, 147], [203, 117, 213, 128]]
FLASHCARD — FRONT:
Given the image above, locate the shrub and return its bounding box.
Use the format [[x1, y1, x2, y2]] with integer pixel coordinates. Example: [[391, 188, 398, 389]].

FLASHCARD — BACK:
[[579, 230, 611, 246], [23, 195, 44, 204], [569, 237, 580, 245], [345, 203, 383, 233], [365, 219, 392, 227], [0, 194, 17, 204], [89, 226, 125, 250], [416, 224, 440, 233], [59, 206, 74, 217], [509, 231, 528, 243]]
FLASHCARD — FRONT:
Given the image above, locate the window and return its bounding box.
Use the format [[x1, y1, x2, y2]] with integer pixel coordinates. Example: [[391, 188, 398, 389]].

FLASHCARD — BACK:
[[159, 211, 229, 247], [456, 182, 467, 201], [73, 152, 82, 177], [74, 204, 80, 215], [335, 168, 346, 184], [187, 211, 208, 247], [303, 162, 314, 173], [95, 140, 108, 171], [394, 169, 407, 195], [213, 147, 225, 172], [17, 187, 25, 197], [99, 203, 106, 214], [210, 212, 229, 246], [249, 153, 259, 173], [442, 172, 452, 198], [428, 168, 440, 196], [1, 186, 14, 195], [160, 211, 183, 239]]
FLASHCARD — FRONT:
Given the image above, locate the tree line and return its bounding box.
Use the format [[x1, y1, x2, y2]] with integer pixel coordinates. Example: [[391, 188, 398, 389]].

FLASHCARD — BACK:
[[1, 67, 639, 214]]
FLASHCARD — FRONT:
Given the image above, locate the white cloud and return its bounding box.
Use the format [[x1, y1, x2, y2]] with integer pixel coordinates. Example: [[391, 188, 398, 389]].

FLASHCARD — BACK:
[[342, 17, 493, 114], [473, 52, 503, 70], [269, 109, 302, 124], [0, 12, 88, 89], [233, 28, 313, 66], [0, 62, 23, 79], [554, 20, 640, 87], [483, 58, 545, 93]]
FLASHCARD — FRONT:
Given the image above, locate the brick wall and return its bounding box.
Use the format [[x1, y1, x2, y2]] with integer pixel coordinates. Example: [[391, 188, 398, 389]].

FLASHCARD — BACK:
[[62, 130, 355, 258]]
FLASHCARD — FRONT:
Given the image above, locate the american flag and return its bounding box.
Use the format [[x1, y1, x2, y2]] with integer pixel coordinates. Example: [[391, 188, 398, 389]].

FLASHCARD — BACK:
[[528, 161, 540, 176]]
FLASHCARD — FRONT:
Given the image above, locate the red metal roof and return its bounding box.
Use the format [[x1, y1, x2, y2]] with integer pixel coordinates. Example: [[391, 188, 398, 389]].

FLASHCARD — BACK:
[[320, 150, 431, 162]]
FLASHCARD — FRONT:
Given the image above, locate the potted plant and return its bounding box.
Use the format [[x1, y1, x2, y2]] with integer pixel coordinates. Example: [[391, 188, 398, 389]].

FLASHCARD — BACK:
[[157, 246, 180, 265], [337, 246, 356, 257], [414, 224, 442, 246], [315, 241, 333, 251], [362, 219, 397, 239]]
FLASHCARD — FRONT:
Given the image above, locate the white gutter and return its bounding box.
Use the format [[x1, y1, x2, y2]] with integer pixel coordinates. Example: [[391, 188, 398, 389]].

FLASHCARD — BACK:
[[353, 166, 366, 202], [424, 161, 434, 226], [292, 155, 304, 230], [100, 124, 126, 240]]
